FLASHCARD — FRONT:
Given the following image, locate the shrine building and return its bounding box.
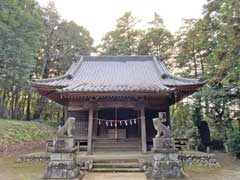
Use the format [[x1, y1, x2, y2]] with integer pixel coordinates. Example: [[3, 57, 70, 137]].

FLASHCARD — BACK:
[[31, 56, 206, 154]]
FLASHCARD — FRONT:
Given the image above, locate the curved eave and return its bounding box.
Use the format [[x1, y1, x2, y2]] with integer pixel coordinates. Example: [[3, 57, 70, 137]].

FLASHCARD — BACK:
[[168, 80, 207, 89], [30, 82, 66, 90], [168, 81, 207, 105], [57, 87, 174, 94]]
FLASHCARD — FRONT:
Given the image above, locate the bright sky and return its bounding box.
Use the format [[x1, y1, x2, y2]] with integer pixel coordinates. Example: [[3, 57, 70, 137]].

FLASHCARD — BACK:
[[36, 0, 207, 45]]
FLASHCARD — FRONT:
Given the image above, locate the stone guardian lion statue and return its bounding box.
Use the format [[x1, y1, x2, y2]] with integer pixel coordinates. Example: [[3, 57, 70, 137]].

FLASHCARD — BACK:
[[153, 112, 172, 138], [56, 117, 76, 138]]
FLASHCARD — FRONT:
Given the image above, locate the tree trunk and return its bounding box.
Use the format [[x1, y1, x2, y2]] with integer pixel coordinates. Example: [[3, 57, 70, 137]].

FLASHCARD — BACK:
[[0, 88, 7, 117], [10, 89, 15, 119], [200, 58, 205, 75], [13, 89, 19, 119], [33, 96, 48, 120], [238, 119, 240, 131], [26, 91, 31, 120], [193, 56, 198, 78]]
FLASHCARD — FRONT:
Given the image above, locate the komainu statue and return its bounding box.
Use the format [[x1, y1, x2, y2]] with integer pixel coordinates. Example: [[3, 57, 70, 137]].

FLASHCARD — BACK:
[[44, 117, 81, 179], [56, 117, 76, 138], [153, 112, 172, 138], [144, 112, 185, 180]]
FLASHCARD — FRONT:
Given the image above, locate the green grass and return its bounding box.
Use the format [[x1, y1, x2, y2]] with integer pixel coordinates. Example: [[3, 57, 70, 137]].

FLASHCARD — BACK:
[[0, 158, 46, 180], [184, 166, 221, 174], [0, 119, 54, 145]]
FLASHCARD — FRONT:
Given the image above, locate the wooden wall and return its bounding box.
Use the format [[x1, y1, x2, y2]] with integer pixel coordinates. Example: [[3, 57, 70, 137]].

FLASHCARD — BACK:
[[68, 110, 88, 138]]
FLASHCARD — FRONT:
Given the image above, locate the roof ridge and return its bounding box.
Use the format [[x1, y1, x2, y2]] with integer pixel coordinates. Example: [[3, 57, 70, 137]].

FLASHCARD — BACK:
[[153, 56, 168, 77], [67, 56, 84, 76], [82, 55, 156, 61]]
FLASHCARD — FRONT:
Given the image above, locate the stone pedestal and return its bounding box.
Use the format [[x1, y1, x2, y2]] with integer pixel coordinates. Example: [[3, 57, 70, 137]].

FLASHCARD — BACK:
[[43, 139, 81, 179], [145, 138, 185, 180]]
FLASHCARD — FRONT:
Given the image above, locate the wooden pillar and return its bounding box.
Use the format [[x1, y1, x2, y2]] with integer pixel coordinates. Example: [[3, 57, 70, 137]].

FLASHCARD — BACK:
[[87, 108, 93, 154], [140, 107, 147, 153], [166, 106, 171, 127], [137, 111, 141, 136], [63, 106, 68, 124], [94, 111, 98, 137]]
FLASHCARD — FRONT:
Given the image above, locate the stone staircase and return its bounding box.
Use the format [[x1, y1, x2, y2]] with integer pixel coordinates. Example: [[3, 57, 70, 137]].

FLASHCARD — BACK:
[[92, 138, 141, 152], [90, 159, 143, 172]]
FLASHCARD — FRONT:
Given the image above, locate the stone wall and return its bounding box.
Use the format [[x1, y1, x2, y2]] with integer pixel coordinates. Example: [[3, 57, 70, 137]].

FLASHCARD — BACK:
[[17, 151, 220, 168], [178, 151, 220, 167], [17, 152, 50, 162]]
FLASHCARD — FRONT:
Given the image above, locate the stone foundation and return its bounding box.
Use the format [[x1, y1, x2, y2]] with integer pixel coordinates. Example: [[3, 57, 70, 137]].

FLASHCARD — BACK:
[[145, 138, 185, 180], [43, 149, 81, 179], [43, 138, 82, 179], [152, 138, 175, 151], [145, 152, 185, 180], [44, 161, 80, 179]]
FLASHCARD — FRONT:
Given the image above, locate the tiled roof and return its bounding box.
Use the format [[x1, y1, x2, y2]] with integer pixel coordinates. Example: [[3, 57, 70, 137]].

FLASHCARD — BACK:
[[31, 56, 206, 93]]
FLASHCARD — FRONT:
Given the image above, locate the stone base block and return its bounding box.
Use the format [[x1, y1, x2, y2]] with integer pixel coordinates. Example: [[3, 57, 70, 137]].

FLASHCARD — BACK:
[[153, 152, 178, 161], [153, 138, 175, 150], [146, 162, 185, 180], [43, 152, 80, 179], [43, 161, 81, 179], [50, 152, 76, 161], [145, 152, 185, 180]]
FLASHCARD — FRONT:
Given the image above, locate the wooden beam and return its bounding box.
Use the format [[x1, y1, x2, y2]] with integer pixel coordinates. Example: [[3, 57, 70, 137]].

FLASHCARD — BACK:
[[140, 107, 147, 153], [87, 108, 94, 154]]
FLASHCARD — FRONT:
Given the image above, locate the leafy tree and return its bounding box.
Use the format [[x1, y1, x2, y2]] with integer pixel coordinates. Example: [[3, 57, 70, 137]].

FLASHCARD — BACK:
[[202, 0, 240, 87], [175, 19, 208, 143], [0, 0, 43, 118], [138, 13, 174, 60], [170, 102, 193, 136], [227, 128, 240, 158], [0, 1, 93, 120], [98, 12, 142, 55], [33, 2, 93, 119], [175, 0, 240, 142], [35, 2, 93, 78], [201, 0, 240, 139], [175, 19, 210, 78]]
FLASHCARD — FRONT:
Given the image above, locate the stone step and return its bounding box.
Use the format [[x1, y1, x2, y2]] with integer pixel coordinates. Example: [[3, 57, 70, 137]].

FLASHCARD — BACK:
[[92, 139, 140, 141], [90, 167, 142, 172], [90, 158, 142, 173], [93, 146, 141, 152], [93, 144, 141, 147], [93, 162, 139, 168], [93, 159, 139, 163], [93, 141, 141, 144]]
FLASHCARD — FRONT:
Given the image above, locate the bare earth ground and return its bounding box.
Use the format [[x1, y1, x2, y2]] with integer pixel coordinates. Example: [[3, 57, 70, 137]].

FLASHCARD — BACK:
[[0, 147, 240, 180], [0, 141, 47, 180], [83, 173, 146, 180]]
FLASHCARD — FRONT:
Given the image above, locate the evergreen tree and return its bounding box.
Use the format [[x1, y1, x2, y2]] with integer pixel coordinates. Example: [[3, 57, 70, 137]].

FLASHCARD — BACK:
[[98, 12, 142, 55], [138, 13, 174, 60], [0, 0, 43, 118]]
